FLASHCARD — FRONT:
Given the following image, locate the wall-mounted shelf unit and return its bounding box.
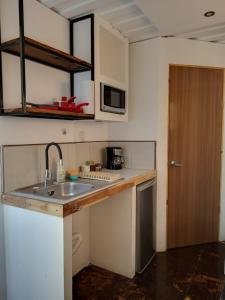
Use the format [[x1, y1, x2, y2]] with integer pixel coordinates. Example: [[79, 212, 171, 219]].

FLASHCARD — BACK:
[[0, 0, 93, 120]]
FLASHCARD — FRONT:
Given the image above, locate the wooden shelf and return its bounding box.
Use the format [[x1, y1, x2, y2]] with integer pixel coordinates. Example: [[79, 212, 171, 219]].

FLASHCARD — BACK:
[[0, 37, 92, 73], [3, 107, 94, 120]]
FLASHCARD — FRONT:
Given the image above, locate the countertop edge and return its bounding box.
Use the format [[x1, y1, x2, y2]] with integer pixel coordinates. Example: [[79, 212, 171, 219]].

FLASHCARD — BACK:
[[1, 194, 64, 217]]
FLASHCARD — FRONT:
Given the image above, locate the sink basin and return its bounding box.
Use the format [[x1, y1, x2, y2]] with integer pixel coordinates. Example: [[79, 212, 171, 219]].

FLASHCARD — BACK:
[[11, 178, 117, 203], [39, 182, 95, 198], [13, 181, 95, 201]]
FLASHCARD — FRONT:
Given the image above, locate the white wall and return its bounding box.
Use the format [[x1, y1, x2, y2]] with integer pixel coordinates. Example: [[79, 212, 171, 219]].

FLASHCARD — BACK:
[[2, 53, 70, 109], [109, 37, 225, 251], [1, 0, 69, 51], [0, 118, 108, 146], [108, 38, 160, 140]]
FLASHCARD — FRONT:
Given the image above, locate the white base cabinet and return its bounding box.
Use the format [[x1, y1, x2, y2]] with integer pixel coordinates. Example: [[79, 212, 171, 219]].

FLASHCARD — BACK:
[[3, 205, 72, 300], [72, 187, 136, 278], [3, 187, 136, 300], [90, 187, 136, 278]]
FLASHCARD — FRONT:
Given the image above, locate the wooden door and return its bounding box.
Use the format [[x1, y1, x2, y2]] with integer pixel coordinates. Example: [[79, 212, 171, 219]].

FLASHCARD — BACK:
[[167, 66, 224, 248]]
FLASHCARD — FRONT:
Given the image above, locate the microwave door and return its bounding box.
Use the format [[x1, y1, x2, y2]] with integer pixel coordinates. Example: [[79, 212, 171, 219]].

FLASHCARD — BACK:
[[101, 83, 126, 114]]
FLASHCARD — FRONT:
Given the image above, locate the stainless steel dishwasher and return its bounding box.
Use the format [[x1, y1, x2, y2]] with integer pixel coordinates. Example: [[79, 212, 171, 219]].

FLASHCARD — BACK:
[[136, 178, 156, 273]]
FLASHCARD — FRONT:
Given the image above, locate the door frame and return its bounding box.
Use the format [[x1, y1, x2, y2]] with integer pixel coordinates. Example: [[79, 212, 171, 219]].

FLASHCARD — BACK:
[[166, 64, 224, 248]]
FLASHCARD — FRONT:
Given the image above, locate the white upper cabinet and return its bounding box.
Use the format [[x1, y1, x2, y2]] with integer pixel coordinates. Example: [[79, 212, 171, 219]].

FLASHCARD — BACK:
[[98, 21, 127, 85]]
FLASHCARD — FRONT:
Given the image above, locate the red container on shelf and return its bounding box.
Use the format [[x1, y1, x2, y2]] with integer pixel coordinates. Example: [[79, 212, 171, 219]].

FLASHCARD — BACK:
[[28, 97, 90, 113], [54, 96, 90, 113]]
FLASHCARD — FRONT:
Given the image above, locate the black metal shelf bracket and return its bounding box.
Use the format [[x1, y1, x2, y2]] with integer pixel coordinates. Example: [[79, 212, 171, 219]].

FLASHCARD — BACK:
[[0, 0, 27, 115], [0, 9, 3, 113], [19, 0, 27, 113], [69, 14, 95, 98]]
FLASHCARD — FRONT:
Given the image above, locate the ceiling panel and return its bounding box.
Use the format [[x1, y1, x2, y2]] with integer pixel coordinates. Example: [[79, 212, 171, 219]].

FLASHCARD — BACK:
[[95, 0, 135, 15], [100, 3, 142, 23], [41, 0, 67, 8], [39, 0, 225, 44], [39, 0, 159, 42], [135, 0, 225, 36], [54, 0, 116, 18], [134, 0, 225, 44], [115, 15, 151, 32]]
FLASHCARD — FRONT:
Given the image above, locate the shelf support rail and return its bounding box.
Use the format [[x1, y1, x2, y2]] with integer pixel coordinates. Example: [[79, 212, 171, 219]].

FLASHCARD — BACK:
[[69, 14, 95, 98], [19, 0, 27, 114], [0, 10, 3, 113]]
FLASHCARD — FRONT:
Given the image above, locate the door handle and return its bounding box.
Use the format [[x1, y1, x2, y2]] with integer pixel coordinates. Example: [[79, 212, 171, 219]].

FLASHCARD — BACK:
[[170, 160, 183, 167]]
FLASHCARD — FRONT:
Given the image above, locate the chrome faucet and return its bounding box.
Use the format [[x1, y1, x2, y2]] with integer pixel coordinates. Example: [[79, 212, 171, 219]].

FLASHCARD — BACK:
[[44, 142, 63, 187]]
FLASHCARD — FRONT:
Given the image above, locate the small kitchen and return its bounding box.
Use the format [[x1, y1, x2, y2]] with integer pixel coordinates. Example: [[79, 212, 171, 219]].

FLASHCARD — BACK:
[[1, 0, 225, 300], [0, 1, 157, 299]]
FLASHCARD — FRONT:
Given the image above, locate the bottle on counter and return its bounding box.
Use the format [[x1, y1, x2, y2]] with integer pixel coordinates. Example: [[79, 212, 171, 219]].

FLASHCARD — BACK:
[[57, 160, 66, 183]]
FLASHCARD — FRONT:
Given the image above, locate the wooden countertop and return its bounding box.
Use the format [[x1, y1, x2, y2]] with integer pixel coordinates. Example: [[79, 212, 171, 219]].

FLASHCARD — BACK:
[[2, 169, 156, 218]]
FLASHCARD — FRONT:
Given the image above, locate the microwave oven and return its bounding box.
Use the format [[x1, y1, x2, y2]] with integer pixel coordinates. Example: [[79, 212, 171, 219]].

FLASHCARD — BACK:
[[100, 83, 126, 115]]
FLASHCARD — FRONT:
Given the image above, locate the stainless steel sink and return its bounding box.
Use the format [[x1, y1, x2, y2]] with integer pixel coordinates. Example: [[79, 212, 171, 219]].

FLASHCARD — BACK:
[[38, 182, 95, 198], [12, 181, 96, 201], [10, 178, 122, 203]]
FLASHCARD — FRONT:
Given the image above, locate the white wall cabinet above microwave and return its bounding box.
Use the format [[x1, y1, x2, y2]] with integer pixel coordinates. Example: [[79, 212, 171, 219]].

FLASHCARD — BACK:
[[72, 14, 129, 122]]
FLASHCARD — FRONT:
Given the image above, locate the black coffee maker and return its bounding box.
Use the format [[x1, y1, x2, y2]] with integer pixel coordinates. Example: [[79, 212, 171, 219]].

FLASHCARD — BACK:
[[106, 147, 124, 170]]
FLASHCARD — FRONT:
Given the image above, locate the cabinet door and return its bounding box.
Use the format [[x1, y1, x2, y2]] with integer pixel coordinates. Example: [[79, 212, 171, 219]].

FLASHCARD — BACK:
[[99, 25, 126, 84]]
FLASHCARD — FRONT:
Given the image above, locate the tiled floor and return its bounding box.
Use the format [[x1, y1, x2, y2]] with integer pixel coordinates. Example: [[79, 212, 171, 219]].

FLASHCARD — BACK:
[[73, 242, 225, 300]]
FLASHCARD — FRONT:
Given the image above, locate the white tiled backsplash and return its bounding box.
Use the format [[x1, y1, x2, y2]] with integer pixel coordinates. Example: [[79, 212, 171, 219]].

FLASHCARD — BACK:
[[108, 141, 155, 170], [2, 141, 155, 192]]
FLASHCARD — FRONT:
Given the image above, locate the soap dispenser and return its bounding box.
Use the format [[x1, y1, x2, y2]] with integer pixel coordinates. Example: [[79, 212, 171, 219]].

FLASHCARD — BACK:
[[57, 159, 65, 183]]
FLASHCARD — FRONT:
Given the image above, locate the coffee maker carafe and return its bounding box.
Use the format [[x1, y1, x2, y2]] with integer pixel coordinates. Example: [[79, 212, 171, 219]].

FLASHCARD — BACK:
[[106, 147, 124, 170]]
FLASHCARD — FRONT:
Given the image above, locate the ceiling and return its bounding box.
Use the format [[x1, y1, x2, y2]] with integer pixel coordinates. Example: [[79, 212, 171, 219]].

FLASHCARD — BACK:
[[39, 0, 225, 44]]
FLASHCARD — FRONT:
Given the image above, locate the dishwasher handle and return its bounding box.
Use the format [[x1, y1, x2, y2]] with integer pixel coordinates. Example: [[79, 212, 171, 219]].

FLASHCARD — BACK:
[[137, 178, 156, 192]]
